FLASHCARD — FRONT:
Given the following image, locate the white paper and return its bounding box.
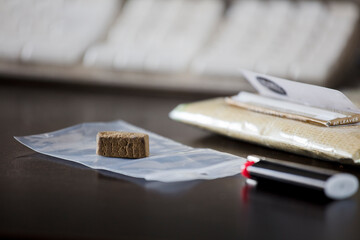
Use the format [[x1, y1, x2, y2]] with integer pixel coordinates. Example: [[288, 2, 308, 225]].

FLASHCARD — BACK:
[[231, 92, 348, 121], [14, 120, 245, 182], [242, 69, 360, 113]]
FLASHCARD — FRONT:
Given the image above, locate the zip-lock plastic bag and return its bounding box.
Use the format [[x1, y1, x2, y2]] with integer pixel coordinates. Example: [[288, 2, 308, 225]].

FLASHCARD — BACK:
[[14, 120, 245, 182]]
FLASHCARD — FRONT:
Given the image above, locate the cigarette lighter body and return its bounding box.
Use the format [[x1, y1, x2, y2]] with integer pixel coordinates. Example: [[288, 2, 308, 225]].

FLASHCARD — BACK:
[[242, 155, 359, 200]]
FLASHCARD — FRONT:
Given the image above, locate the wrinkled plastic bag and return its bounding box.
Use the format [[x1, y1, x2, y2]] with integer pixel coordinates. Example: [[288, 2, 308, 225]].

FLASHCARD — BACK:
[[14, 120, 245, 182]]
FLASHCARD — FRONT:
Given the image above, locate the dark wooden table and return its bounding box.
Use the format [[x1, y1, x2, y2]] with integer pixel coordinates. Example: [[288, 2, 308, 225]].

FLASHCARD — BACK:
[[1, 82, 360, 240]]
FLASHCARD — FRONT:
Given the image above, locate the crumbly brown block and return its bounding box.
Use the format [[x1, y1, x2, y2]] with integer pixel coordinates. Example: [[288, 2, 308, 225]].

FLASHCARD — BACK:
[[96, 131, 149, 158]]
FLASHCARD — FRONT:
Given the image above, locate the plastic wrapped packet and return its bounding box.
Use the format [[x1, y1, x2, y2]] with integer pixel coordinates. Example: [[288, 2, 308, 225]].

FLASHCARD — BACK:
[[169, 71, 360, 164], [14, 120, 245, 182], [169, 98, 360, 164]]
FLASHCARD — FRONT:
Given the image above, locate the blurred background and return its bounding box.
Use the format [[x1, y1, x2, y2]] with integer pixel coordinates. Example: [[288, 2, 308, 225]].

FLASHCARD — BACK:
[[0, 0, 359, 95]]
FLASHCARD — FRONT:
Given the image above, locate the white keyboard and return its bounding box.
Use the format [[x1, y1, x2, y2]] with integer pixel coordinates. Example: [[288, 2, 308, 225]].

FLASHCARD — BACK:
[[0, 0, 359, 94]]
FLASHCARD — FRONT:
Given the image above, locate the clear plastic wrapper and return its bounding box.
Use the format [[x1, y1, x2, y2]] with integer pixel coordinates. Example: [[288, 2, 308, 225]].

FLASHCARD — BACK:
[[14, 120, 245, 182], [169, 98, 360, 164]]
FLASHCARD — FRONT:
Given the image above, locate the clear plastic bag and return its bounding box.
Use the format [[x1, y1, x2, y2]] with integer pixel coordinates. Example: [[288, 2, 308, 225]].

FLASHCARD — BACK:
[[15, 120, 245, 182]]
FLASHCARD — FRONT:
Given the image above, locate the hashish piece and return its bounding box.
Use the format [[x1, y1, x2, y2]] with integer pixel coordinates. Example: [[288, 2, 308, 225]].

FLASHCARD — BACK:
[[96, 131, 149, 158]]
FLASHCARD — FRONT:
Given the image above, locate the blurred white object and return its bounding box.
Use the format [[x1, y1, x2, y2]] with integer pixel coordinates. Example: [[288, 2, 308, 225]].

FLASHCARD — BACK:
[[84, 0, 223, 72], [0, 0, 120, 65], [0, 0, 358, 93], [191, 0, 359, 85]]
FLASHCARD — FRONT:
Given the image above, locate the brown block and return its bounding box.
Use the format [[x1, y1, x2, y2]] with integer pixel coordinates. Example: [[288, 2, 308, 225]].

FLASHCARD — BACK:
[[96, 131, 149, 158]]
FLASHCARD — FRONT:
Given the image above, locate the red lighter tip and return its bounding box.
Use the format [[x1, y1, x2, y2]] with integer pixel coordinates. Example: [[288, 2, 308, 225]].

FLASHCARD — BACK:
[[241, 161, 255, 178]]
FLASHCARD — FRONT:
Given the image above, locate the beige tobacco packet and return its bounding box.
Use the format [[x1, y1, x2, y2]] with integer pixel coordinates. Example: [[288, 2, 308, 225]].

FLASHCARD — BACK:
[[169, 71, 360, 163], [169, 98, 360, 164]]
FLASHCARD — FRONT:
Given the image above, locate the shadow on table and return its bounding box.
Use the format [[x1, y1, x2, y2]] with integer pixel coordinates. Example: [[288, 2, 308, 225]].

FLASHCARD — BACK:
[[240, 181, 359, 240], [97, 169, 201, 195], [15, 152, 202, 195]]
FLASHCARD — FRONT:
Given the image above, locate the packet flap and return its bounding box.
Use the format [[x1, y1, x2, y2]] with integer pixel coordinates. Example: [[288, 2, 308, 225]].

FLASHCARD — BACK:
[[242, 70, 360, 114]]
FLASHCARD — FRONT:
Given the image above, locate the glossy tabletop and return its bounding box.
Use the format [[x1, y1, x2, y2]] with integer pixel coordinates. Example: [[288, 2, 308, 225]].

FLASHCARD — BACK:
[[1, 82, 360, 240]]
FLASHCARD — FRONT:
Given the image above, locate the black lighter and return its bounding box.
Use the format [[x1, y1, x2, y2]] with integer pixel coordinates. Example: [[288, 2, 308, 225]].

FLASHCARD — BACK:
[[241, 155, 359, 200]]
